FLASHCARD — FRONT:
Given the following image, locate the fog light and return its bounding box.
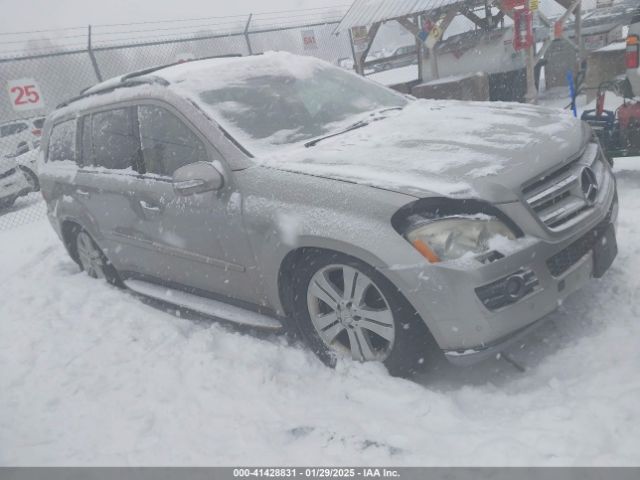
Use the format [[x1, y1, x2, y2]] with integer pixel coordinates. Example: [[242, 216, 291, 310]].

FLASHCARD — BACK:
[[475, 269, 539, 310], [505, 274, 526, 300]]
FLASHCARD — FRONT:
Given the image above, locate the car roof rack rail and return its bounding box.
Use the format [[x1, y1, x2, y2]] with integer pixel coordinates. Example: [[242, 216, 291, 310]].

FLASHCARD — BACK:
[[120, 53, 243, 82], [56, 76, 169, 109], [56, 53, 244, 110]]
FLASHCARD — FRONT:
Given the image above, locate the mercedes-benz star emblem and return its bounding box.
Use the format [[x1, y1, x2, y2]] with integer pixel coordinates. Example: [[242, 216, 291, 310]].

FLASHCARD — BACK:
[[580, 167, 599, 205]]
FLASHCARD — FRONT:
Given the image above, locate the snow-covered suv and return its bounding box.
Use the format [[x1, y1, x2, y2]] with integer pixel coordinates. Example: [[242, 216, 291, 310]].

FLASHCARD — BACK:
[[39, 53, 618, 376]]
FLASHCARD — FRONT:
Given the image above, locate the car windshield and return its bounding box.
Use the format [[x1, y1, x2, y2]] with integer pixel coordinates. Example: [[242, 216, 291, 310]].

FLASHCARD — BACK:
[[167, 55, 408, 154]]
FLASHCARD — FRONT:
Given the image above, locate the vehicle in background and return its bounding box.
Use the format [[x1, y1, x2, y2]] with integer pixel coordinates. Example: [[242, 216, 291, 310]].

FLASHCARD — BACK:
[[40, 53, 617, 377], [1, 116, 45, 159], [582, 7, 640, 158], [14, 148, 40, 192], [0, 156, 31, 209], [372, 44, 418, 72]]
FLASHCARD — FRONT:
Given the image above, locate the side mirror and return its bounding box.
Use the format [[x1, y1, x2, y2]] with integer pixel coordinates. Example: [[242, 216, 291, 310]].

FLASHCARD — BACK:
[[172, 161, 224, 196]]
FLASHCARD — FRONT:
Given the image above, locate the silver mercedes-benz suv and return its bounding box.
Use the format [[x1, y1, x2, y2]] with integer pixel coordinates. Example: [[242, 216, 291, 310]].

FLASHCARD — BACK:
[[39, 52, 618, 376]]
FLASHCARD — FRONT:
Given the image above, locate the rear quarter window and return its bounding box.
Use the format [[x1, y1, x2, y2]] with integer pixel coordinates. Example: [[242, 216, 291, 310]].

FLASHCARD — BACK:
[[47, 120, 77, 163]]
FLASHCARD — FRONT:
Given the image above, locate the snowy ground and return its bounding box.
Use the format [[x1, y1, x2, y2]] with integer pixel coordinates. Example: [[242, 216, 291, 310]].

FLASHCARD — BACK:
[[1, 163, 640, 466], [0, 191, 46, 232]]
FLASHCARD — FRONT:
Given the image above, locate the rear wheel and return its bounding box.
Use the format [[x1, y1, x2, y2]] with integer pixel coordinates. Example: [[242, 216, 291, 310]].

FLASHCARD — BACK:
[[291, 251, 438, 377], [74, 229, 121, 286]]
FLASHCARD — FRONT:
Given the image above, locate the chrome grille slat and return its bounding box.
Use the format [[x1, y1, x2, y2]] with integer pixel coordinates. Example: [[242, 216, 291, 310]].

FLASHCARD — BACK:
[[527, 174, 578, 207], [523, 143, 606, 231], [539, 197, 588, 225]]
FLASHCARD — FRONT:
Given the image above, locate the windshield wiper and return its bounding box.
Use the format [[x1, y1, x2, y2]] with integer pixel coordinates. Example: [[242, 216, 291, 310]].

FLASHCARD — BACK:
[[304, 119, 369, 148], [304, 106, 404, 148]]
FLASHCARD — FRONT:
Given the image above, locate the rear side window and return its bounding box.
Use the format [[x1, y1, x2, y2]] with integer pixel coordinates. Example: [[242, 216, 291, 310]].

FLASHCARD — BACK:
[[91, 108, 139, 170], [47, 120, 76, 163], [138, 105, 208, 176], [1, 122, 28, 138]]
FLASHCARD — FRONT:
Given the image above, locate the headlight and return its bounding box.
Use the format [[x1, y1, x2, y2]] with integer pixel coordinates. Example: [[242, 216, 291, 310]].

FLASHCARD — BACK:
[[406, 216, 516, 263]]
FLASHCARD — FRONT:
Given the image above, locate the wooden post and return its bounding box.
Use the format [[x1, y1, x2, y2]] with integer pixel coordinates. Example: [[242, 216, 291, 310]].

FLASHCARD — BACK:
[[525, 43, 537, 103], [574, 2, 584, 74], [415, 14, 423, 83]]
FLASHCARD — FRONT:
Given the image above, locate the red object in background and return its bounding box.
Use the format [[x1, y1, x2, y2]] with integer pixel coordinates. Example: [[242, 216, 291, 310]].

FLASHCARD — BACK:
[[618, 102, 640, 130], [626, 35, 639, 69], [513, 7, 533, 51], [422, 17, 434, 33], [596, 91, 606, 118], [554, 21, 564, 39], [502, 0, 526, 10]]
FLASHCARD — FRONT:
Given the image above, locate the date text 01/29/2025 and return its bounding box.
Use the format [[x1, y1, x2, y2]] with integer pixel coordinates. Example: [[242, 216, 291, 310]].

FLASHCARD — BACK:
[[233, 468, 400, 478]]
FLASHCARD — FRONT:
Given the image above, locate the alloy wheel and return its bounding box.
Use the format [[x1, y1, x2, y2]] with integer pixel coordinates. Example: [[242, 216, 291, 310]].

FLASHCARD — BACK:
[[76, 231, 105, 279], [306, 264, 395, 362]]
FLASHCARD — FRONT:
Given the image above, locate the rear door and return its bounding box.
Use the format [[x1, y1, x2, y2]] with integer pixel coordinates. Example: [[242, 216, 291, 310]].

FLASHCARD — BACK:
[[128, 102, 261, 303], [73, 106, 150, 273]]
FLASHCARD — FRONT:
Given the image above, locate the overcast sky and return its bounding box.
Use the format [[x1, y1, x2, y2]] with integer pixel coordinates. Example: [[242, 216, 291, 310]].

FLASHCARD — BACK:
[[0, 0, 347, 33]]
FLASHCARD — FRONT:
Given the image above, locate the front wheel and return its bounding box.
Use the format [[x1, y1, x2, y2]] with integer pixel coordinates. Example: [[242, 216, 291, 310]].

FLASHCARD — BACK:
[[291, 251, 438, 377]]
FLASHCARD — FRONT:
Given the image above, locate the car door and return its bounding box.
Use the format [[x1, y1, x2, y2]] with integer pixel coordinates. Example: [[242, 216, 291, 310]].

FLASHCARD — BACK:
[[129, 102, 261, 304], [73, 107, 152, 274]]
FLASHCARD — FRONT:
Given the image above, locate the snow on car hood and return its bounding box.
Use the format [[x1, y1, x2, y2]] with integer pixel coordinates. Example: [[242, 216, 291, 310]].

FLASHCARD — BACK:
[[258, 99, 588, 202]]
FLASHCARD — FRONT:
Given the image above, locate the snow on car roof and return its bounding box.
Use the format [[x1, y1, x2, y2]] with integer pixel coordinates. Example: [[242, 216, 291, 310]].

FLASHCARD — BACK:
[[158, 51, 327, 89]]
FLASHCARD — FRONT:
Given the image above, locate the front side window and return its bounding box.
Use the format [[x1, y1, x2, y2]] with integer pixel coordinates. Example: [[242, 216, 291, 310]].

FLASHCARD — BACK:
[[47, 120, 76, 163], [138, 105, 208, 176], [91, 108, 138, 170]]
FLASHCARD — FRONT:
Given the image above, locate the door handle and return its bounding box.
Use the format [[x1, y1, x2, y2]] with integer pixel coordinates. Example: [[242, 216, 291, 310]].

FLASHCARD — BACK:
[[76, 189, 90, 197], [139, 200, 162, 212]]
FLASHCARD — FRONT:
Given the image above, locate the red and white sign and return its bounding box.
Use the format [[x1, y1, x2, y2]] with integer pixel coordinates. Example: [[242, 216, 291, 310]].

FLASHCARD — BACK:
[[513, 7, 533, 51], [302, 30, 318, 50], [7, 78, 44, 112]]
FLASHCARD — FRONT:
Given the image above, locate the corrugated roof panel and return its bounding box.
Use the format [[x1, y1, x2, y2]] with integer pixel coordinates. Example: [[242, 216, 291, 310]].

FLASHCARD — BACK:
[[336, 0, 463, 31]]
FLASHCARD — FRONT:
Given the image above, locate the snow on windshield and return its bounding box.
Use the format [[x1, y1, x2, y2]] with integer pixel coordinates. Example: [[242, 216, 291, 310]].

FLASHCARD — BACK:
[[162, 52, 408, 154]]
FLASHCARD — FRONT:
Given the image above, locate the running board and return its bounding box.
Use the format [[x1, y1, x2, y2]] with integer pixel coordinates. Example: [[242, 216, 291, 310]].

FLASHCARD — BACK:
[[124, 279, 283, 330]]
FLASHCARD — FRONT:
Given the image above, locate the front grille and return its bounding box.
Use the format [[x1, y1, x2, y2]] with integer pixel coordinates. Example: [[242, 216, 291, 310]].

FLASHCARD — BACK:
[[546, 205, 614, 277], [522, 143, 608, 231], [476, 269, 539, 310], [0, 168, 16, 180]]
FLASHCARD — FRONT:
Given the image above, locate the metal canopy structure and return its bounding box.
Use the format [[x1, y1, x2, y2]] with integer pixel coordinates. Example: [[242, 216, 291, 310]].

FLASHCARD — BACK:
[[336, 0, 464, 32], [336, 0, 588, 104]]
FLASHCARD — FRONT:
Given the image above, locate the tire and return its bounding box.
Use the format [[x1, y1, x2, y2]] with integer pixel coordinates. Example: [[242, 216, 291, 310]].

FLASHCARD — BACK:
[[73, 228, 122, 287], [19, 166, 39, 192], [290, 250, 439, 377]]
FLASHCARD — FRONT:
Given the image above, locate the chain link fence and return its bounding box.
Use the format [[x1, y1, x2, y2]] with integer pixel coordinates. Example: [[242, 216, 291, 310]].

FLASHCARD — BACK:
[[0, 11, 353, 232]]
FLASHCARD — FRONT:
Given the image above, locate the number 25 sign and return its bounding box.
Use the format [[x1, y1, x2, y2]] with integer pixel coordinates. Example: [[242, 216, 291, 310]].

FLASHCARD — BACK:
[[7, 78, 45, 112]]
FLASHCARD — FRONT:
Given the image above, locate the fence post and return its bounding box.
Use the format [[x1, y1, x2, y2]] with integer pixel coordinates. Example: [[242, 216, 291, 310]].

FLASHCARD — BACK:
[[87, 25, 103, 82], [244, 14, 253, 56]]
